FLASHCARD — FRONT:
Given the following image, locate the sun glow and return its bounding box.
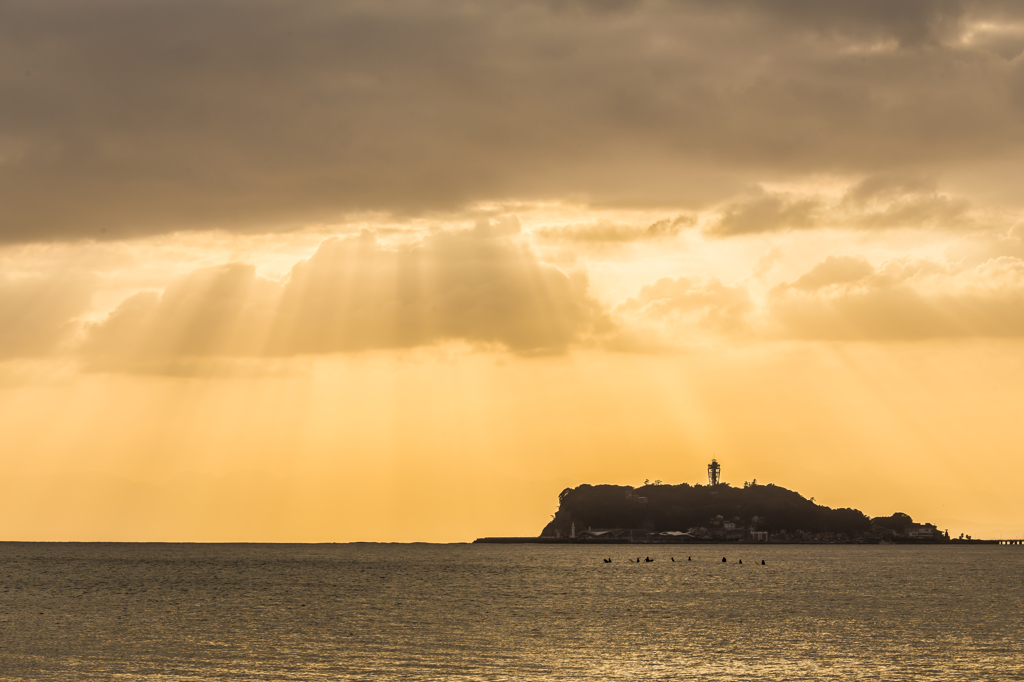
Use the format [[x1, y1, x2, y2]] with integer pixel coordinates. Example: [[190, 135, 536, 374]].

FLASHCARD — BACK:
[[3, 0, 1024, 542]]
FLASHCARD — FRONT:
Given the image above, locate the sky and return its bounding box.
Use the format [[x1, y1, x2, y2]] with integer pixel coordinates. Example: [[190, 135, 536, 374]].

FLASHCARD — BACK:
[[2, 0, 1023, 541]]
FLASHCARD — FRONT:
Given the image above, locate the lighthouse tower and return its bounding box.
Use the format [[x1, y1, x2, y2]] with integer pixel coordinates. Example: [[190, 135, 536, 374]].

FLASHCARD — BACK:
[[708, 459, 721, 486]]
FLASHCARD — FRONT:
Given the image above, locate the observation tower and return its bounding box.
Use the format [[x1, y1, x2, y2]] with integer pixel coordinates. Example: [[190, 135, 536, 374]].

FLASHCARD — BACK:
[[708, 459, 721, 486]]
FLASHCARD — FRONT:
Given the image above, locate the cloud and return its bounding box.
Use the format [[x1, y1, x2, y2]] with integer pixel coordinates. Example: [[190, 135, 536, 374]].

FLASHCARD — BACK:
[[615, 275, 753, 337], [788, 255, 877, 291], [710, 193, 821, 236], [0, 273, 92, 358], [81, 225, 609, 370], [962, 18, 1024, 60], [840, 174, 974, 230], [752, 247, 785, 279], [843, 173, 938, 204], [532, 215, 696, 243], [81, 264, 277, 369], [741, 0, 968, 48], [609, 248, 1024, 347], [3, 0, 1024, 242], [769, 255, 1024, 339], [707, 175, 982, 237]]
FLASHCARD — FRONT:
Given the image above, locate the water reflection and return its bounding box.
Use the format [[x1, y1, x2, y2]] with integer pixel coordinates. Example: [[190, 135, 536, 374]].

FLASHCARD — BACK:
[[0, 543, 1021, 680]]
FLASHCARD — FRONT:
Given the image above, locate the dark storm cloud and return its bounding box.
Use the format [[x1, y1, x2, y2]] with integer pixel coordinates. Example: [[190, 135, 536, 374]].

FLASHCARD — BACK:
[[2, 0, 1023, 242]]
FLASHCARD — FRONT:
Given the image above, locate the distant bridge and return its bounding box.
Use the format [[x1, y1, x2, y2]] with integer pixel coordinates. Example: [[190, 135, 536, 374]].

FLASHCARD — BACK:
[[996, 539, 1024, 545]]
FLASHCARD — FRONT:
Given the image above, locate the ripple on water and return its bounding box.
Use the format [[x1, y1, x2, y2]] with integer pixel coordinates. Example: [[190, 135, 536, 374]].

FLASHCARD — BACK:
[[0, 543, 1021, 680]]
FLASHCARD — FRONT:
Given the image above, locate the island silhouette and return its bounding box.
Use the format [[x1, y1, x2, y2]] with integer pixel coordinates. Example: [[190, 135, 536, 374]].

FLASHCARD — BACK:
[[476, 463, 952, 544], [538, 480, 947, 543]]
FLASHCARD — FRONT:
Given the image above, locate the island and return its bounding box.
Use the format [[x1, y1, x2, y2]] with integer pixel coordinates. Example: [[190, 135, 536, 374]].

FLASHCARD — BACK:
[[475, 460, 970, 544]]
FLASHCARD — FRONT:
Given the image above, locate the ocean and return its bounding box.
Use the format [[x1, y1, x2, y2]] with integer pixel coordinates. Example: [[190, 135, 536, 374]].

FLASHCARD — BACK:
[[1, 542, 1021, 680]]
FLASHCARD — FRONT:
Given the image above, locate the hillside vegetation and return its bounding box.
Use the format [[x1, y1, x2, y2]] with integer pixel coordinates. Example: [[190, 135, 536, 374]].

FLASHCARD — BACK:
[[541, 482, 874, 537]]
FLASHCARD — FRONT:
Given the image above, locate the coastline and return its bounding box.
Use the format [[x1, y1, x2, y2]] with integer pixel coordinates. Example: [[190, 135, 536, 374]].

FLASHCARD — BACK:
[[473, 537, 1009, 545]]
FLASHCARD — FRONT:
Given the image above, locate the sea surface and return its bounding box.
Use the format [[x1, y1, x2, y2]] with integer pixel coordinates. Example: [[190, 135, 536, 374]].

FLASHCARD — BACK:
[[0, 542, 1022, 681]]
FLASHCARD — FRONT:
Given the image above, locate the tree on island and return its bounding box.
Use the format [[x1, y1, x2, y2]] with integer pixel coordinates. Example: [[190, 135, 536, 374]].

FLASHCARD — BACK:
[[870, 512, 914, 534]]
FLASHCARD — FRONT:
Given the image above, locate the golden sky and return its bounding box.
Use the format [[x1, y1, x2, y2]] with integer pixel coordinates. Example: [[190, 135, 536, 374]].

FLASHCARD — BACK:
[[2, 0, 1023, 541]]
